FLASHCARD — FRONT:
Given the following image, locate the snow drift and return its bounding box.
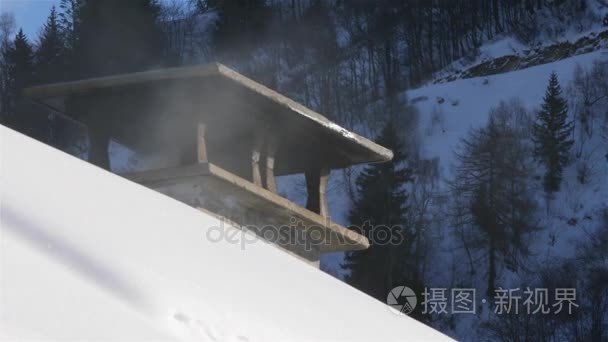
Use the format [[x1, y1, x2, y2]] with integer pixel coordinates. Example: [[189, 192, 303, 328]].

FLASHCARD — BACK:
[[0, 125, 449, 341]]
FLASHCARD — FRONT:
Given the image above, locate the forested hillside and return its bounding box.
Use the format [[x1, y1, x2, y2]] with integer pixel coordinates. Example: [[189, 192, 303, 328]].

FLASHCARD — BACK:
[[1, 1, 607, 340]]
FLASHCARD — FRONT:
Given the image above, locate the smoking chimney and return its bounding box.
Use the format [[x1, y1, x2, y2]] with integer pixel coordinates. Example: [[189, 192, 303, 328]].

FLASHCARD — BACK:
[[25, 63, 393, 267]]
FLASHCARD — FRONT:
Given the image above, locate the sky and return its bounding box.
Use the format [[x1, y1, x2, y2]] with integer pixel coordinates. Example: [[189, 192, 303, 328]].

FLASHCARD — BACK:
[[1, 0, 60, 41], [1, 0, 183, 42]]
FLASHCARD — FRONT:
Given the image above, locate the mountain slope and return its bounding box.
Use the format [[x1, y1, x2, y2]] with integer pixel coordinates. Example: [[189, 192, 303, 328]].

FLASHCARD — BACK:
[[406, 47, 608, 341], [410, 50, 607, 184]]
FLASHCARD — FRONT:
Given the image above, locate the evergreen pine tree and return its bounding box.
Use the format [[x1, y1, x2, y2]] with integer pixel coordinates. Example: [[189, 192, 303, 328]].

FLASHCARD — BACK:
[[36, 6, 71, 147], [58, 0, 83, 78], [1, 29, 34, 127], [209, 0, 270, 63], [74, 0, 165, 78], [58, 0, 82, 51], [0, 13, 16, 117], [533, 72, 574, 193], [36, 6, 66, 84], [342, 120, 414, 303], [453, 101, 538, 296]]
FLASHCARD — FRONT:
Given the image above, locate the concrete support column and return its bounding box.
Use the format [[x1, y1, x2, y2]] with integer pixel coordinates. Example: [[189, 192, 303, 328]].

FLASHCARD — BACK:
[[88, 127, 110, 170], [305, 167, 330, 217]]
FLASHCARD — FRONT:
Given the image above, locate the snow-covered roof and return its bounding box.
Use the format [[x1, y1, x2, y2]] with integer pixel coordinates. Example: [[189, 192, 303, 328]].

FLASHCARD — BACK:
[[0, 125, 449, 341]]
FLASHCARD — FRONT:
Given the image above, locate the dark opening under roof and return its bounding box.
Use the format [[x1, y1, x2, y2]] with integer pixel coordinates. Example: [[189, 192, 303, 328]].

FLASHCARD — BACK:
[[24, 63, 393, 176]]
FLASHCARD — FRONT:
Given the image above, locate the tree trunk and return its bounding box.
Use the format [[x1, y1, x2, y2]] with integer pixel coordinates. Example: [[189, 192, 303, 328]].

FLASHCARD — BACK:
[[488, 240, 496, 297]]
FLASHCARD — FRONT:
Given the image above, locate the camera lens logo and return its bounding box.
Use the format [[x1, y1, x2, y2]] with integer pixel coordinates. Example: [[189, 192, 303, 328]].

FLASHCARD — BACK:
[[387, 286, 417, 315]]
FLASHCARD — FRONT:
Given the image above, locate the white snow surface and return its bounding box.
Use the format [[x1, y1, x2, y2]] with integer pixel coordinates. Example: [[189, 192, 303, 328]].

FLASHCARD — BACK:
[[0, 125, 450, 341], [409, 50, 607, 183]]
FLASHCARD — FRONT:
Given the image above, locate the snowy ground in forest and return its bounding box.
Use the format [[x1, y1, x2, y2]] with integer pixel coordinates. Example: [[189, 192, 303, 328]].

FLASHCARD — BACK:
[[0, 126, 450, 341], [409, 49, 608, 250], [407, 47, 608, 340], [432, 12, 608, 85], [410, 50, 607, 183]]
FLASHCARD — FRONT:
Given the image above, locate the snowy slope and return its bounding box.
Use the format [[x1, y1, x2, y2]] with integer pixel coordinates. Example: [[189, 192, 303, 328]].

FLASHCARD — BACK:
[[409, 49, 607, 183], [0, 125, 450, 341], [410, 49, 608, 265], [407, 48, 608, 340]]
